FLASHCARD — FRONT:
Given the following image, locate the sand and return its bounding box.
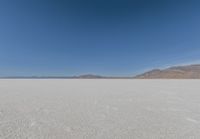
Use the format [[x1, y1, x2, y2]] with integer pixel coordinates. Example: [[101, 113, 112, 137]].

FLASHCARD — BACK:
[[0, 79, 200, 139]]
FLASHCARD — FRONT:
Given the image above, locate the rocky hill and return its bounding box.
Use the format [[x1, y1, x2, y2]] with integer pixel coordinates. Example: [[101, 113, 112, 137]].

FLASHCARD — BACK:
[[135, 64, 200, 79]]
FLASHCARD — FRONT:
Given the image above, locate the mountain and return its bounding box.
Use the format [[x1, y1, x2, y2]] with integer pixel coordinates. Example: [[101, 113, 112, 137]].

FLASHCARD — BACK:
[[74, 74, 105, 79], [135, 64, 200, 79], [2, 64, 200, 79]]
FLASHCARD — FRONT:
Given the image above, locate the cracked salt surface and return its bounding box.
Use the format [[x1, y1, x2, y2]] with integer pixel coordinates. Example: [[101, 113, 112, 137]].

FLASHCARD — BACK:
[[0, 79, 200, 139], [185, 118, 199, 124]]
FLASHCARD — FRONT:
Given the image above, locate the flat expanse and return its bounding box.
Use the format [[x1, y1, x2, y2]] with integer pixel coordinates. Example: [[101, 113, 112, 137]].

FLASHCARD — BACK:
[[0, 80, 200, 139]]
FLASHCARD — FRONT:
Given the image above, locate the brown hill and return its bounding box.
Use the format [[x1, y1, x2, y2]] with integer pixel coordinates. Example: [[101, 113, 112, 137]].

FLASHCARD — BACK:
[[135, 64, 200, 79], [74, 74, 104, 79]]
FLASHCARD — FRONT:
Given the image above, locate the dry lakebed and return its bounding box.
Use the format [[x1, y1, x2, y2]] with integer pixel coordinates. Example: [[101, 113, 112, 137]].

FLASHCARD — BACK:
[[0, 79, 200, 139]]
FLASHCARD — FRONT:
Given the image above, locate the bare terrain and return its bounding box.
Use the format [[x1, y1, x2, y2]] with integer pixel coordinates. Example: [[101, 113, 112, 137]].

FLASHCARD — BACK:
[[135, 64, 200, 79], [0, 79, 200, 139]]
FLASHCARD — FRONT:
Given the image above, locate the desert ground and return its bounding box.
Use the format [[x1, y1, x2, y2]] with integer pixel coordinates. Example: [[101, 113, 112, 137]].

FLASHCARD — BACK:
[[0, 79, 200, 139]]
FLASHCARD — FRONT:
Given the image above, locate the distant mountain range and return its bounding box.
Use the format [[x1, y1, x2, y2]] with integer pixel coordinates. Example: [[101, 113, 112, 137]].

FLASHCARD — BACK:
[[1, 64, 200, 79], [135, 64, 200, 79], [0, 75, 103, 79], [0, 74, 130, 79], [72, 74, 104, 79]]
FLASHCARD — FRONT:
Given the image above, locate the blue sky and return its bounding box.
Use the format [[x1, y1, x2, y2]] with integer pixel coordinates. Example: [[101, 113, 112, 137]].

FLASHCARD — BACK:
[[0, 0, 200, 76]]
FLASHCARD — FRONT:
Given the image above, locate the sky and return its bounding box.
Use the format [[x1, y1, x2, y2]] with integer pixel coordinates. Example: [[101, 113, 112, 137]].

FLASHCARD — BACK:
[[0, 0, 200, 76]]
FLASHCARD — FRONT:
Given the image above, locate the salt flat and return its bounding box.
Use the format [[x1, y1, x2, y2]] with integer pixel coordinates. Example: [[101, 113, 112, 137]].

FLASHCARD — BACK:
[[0, 79, 200, 139]]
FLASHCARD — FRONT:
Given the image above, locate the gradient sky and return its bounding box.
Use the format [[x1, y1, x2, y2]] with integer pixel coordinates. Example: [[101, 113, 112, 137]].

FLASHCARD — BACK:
[[0, 0, 200, 76]]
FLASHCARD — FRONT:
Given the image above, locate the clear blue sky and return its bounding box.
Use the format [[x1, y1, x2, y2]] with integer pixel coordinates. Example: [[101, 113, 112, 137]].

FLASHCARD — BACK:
[[0, 0, 200, 76]]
